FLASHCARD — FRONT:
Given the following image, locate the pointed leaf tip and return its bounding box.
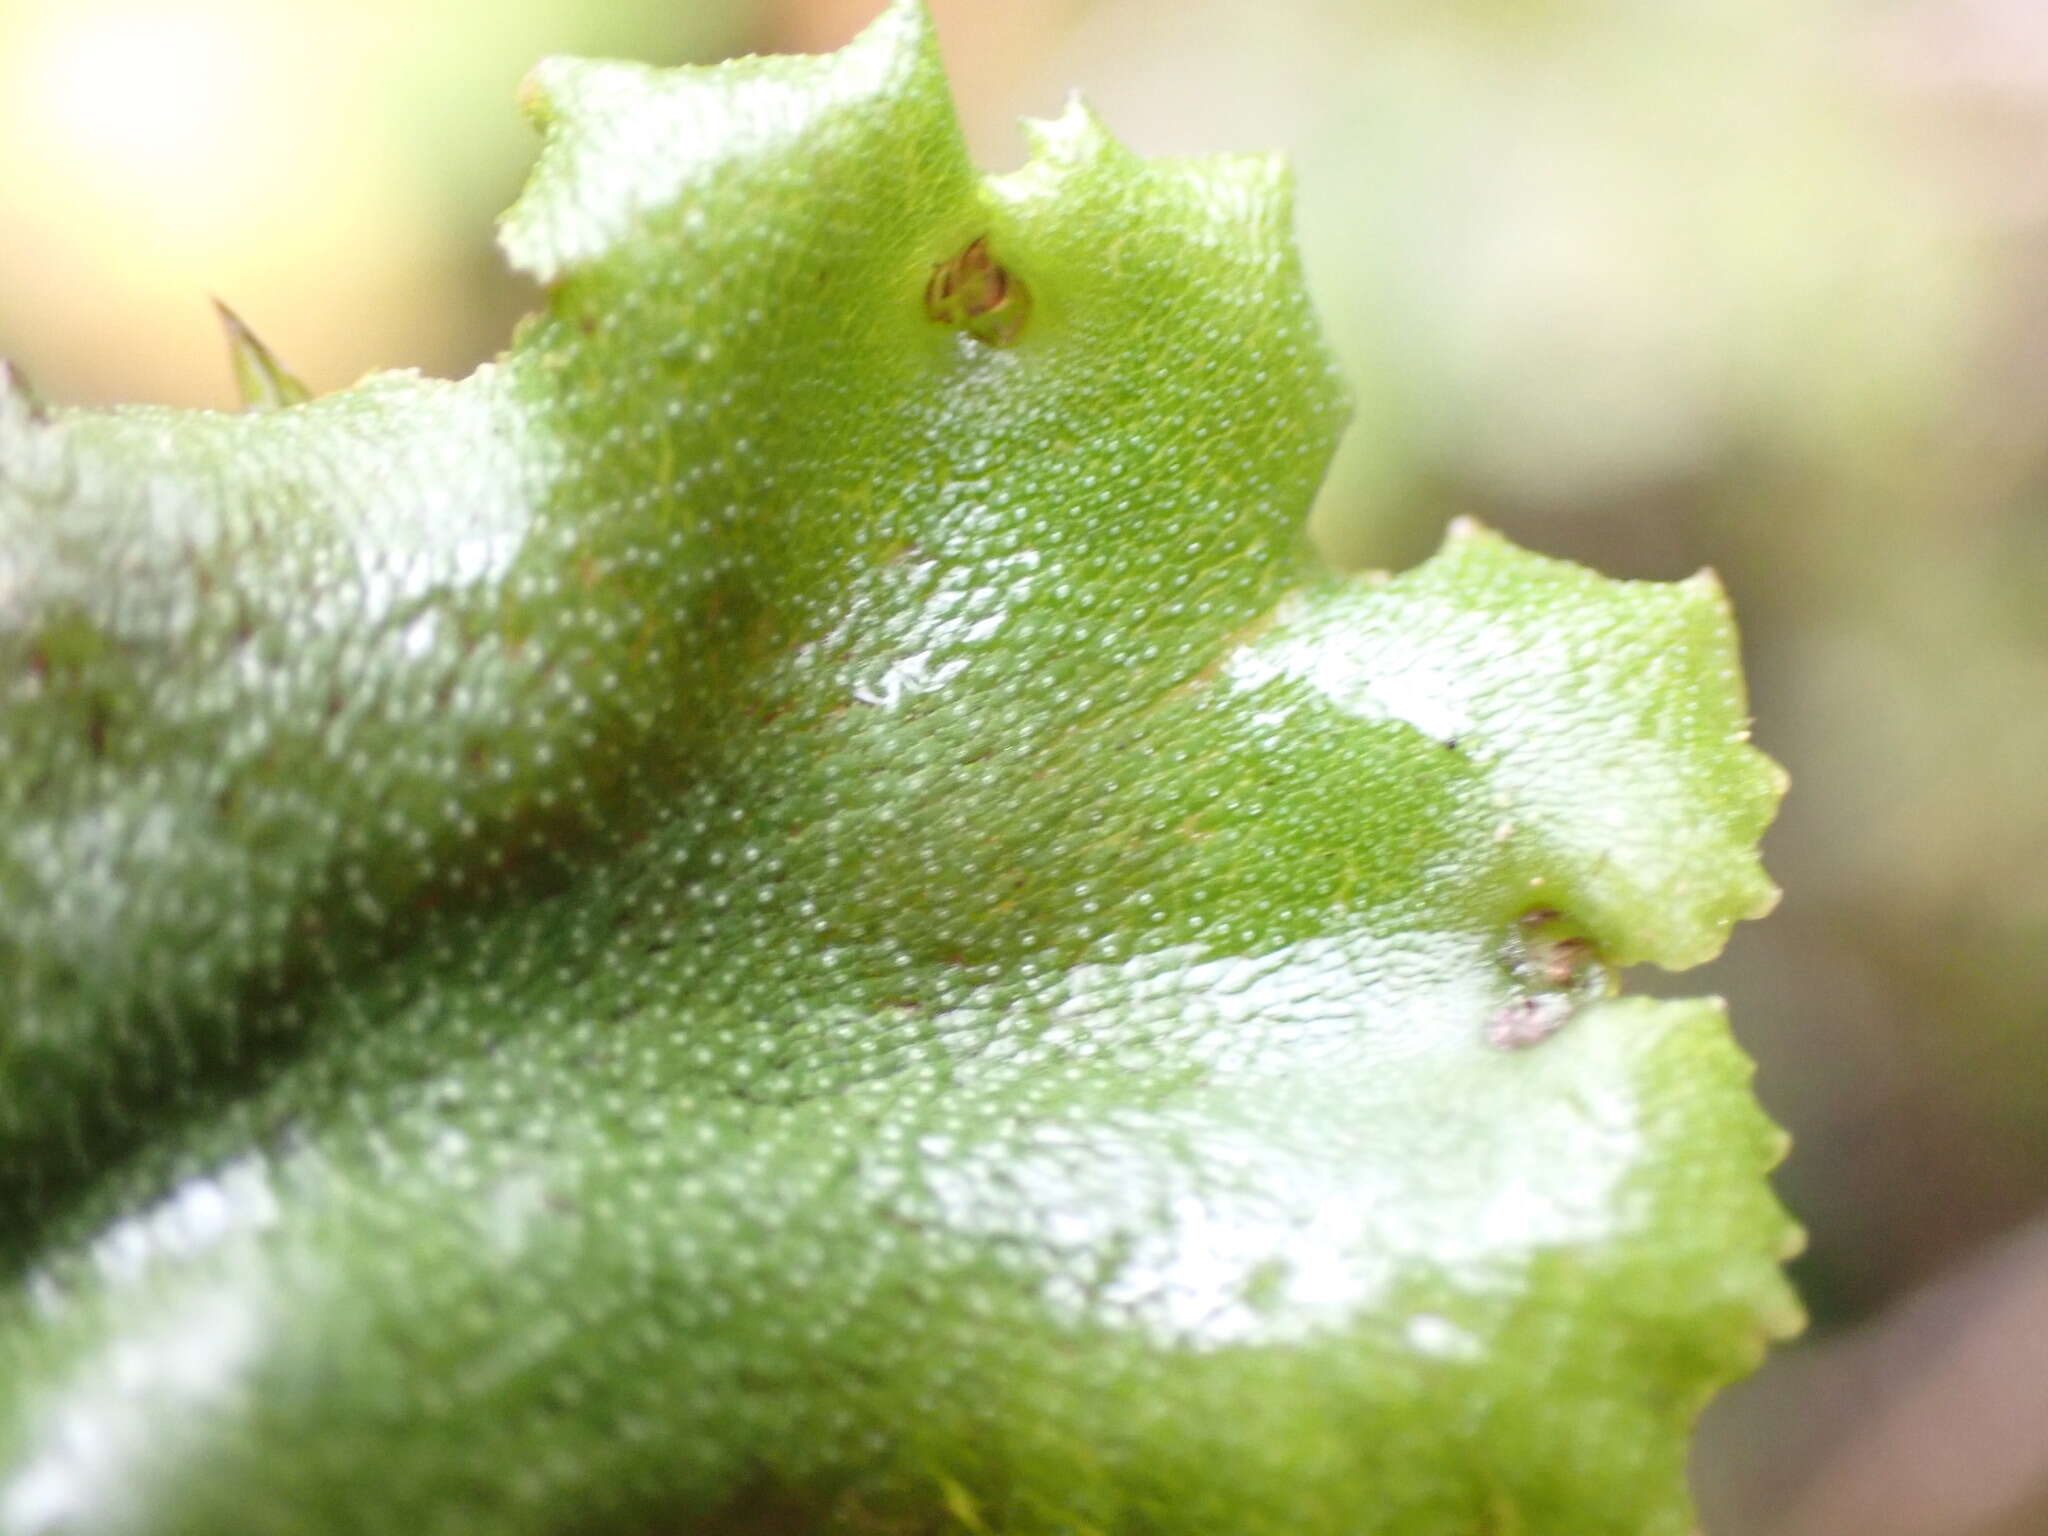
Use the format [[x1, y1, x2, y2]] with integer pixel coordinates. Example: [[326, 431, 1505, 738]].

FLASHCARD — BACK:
[[497, 0, 956, 284], [1016, 93, 1115, 164], [214, 300, 310, 410]]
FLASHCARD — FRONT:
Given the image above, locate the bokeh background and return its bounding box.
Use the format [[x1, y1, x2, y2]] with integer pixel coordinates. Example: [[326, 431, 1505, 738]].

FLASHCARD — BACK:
[[2, 0, 2044, 1530]]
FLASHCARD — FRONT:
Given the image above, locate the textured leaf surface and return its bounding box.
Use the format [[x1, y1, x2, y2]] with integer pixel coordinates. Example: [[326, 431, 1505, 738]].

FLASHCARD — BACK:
[[0, 7, 1796, 1533]]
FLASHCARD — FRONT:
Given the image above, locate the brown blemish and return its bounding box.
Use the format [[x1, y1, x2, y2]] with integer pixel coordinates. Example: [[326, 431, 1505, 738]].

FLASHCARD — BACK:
[[924, 235, 1032, 348], [1535, 936, 1592, 989], [1510, 908, 1602, 994], [1487, 908, 1609, 1051], [84, 699, 109, 759]]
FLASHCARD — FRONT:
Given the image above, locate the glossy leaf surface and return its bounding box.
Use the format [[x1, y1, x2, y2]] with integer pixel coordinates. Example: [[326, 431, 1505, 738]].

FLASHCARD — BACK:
[[0, 7, 1796, 1532]]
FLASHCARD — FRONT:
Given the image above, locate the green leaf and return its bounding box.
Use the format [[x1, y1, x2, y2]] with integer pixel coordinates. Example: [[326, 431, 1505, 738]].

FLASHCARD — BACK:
[[0, 6, 1797, 1533]]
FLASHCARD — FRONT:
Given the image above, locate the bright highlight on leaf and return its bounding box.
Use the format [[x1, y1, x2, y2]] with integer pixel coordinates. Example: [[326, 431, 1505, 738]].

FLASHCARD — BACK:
[[0, 5, 1796, 1534]]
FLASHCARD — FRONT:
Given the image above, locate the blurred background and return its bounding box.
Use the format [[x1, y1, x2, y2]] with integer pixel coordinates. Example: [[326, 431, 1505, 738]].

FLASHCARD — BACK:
[[1, 0, 2043, 1529]]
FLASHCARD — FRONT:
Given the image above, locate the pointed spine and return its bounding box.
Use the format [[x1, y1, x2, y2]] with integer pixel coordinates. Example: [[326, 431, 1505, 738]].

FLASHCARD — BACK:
[[215, 300, 311, 410]]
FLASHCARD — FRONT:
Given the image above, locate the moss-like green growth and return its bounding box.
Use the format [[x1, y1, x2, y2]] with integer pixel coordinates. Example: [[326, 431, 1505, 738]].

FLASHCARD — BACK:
[[0, 6, 1795, 1532]]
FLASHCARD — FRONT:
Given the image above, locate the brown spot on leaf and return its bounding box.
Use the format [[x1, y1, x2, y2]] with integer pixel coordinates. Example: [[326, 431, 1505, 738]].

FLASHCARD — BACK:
[[924, 235, 1032, 347]]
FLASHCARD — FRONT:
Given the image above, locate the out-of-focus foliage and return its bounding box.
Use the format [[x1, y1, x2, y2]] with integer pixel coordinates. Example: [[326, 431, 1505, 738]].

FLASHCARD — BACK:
[[1054, 0, 1968, 556], [0, 0, 752, 408]]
